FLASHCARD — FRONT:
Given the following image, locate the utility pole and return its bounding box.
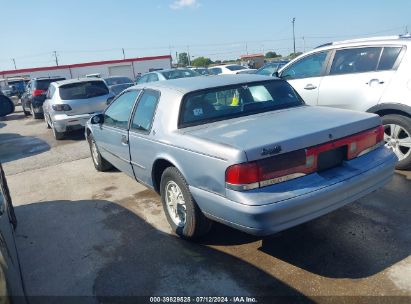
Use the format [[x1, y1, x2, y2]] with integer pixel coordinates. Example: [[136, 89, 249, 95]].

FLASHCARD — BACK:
[[176, 51, 178, 66], [187, 45, 191, 66], [302, 36, 306, 52], [292, 17, 296, 55], [245, 42, 248, 55], [53, 51, 59, 66], [122, 48, 126, 60], [12, 58, 16, 70]]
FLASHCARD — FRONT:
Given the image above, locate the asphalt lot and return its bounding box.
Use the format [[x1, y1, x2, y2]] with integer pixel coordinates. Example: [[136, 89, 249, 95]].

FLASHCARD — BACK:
[[1, 106, 411, 302]]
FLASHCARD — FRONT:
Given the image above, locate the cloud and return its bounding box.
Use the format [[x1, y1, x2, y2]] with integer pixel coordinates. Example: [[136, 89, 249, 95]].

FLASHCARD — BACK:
[[169, 0, 200, 10]]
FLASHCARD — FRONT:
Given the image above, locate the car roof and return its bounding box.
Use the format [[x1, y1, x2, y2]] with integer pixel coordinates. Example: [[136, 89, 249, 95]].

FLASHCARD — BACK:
[[132, 74, 275, 94], [313, 35, 411, 52], [53, 77, 105, 87]]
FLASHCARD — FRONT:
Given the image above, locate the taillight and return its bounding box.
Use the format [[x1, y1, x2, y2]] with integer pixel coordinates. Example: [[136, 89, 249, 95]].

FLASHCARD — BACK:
[[52, 104, 72, 111], [226, 125, 385, 191], [32, 89, 45, 97]]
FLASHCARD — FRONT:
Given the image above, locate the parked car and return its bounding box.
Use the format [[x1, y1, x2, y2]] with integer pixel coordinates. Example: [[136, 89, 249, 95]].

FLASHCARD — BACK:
[[103, 76, 134, 96], [256, 60, 289, 76], [85, 74, 397, 239], [278, 35, 411, 169], [21, 77, 66, 119], [190, 67, 210, 76], [136, 68, 200, 85], [208, 64, 256, 75], [0, 94, 15, 117], [43, 78, 114, 140], [0, 163, 27, 303]]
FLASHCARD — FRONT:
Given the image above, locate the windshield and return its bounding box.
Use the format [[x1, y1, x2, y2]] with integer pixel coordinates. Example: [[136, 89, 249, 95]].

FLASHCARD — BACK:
[[105, 77, 133, 86], [36, 78, 65, 90], [161, 69, 200, 80], [59, 81, 109, 100], [179, 80, 304, 127], [226, 65, 247, 71]]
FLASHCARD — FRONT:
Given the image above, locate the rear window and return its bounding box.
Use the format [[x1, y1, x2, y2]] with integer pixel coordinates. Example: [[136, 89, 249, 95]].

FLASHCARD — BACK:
[[226, 65, 247, 71], [59, 81, 109, 100], [179, 80, 304, 127], [161, 69, 200, 80], [35, 78, 65, 90], [105, 77, 132, 86]]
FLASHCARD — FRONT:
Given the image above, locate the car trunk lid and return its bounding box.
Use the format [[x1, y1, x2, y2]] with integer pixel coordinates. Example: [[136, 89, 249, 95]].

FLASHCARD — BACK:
[[182, 105, 381, 162]]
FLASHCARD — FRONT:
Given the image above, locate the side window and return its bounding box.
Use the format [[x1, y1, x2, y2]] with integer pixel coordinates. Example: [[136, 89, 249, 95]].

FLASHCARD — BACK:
[[281, 51, 328, 79], [148, 73, 159, 82], [131, 90, 160, 132], [378, 47, 402, 71], [330, 47, 382, 75], [104, 90, 140, 129], [137, 75, 149, 84]]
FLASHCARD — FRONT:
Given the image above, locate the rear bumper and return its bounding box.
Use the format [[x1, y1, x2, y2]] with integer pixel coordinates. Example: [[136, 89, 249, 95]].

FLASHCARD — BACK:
[[190, 147, 397, 236], [51, 113, 91, 132]]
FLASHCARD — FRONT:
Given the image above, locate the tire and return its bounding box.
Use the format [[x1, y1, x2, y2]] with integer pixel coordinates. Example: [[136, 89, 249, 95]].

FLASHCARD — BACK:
[[160, 167, 212, 239], [87, 134, 112, 171], [22, 102, 30, 116], [44, 114, 51, 129], [0, 164, 17, 230], [31, 104, 42, 119], [51, 123, 65, 140], [382, 114, 411, 170]]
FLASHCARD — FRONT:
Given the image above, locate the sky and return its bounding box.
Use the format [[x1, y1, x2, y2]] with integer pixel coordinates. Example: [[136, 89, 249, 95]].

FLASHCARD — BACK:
[[1, 0, 410, 71]]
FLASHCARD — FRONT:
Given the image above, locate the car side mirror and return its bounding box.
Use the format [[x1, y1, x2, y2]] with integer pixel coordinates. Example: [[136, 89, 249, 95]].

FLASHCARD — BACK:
[[0, 96, 15, 117], [274, 71, 280, 77], [91, 114, 104, 124]]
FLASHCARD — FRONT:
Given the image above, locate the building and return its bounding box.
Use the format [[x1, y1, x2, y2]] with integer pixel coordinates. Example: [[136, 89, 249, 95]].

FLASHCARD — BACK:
[[0, 55, 172, 80], [240, 54, 265, 69]]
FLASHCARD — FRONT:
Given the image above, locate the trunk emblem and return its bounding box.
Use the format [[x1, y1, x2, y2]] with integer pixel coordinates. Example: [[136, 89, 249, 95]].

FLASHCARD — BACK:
[[261, 145, 282, 156]]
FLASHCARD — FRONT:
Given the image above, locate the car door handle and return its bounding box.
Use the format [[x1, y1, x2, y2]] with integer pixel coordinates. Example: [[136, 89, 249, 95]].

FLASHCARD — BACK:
[[366, 79, 385, 85], [304, 84, 317, 90], [121, 135, 128, 145]]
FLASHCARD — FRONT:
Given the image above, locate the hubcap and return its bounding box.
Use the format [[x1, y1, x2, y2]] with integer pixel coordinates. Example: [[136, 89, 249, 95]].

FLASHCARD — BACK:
[[165, 181, 186, 227], [384, 124, 411, 161], [91, 140, 99, 165]]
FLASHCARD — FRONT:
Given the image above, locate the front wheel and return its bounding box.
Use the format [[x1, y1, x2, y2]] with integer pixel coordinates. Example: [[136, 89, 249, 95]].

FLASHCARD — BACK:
[[382, 114, 411, 170], [88, 134, 112, 171], [160, 167, 212, 239]]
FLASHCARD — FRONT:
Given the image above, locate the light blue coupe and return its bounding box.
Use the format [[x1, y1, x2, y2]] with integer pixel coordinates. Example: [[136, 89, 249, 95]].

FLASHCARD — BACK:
[[85, 74, 397, 239]]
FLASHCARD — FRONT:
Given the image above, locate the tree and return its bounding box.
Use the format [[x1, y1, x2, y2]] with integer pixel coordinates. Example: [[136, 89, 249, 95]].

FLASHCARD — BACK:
[[214, 60, 222, 64], [178, 52, 189, 66], [288, 52, 302, 59], [191, 57, 213, 67], [265, 51, 281, 58]]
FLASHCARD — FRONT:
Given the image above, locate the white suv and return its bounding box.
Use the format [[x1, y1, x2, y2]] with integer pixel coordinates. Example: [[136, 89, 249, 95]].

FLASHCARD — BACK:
[[278, 35, 411, 169]]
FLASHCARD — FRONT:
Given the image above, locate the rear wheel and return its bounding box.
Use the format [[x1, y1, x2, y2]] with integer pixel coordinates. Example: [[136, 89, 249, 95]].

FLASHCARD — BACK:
[[44, 114, 51, 129], [88, 134, 112, 171], [160, 167, 212, 239], [30, 104, 42, 119], [382, 114, 411, 170]]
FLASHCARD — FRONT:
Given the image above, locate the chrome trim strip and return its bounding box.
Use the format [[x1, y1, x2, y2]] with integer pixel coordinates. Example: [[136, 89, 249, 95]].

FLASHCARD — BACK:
[[357, 142, 385, 157], [226, 173, 307, 191], [130, 160, 146, 170], [100, 147, 130, 164]]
